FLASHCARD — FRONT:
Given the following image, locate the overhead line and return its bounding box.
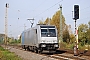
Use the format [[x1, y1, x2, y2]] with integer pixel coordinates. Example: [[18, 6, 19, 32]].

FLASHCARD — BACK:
[[34, 0, 63, 18], [32, 0, 46, 11], [80, 6, 90, 11], [65, 5, 90, 18]]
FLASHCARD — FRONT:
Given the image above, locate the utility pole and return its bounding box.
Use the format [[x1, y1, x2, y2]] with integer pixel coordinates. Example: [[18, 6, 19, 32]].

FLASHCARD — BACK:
[[59, 5, 63, 48], [5, 3, 9, 48], [27, 18, 34, 28]]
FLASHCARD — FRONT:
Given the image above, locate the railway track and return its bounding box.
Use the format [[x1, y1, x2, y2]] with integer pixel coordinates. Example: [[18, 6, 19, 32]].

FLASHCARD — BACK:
[[1, 44, 90, 60], [50, 54, 86, 60]]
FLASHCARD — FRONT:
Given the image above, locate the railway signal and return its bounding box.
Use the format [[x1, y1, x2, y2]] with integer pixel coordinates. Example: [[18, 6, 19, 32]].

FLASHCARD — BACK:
[[73, 5, 79, 56], [74, 5, 79, 20]]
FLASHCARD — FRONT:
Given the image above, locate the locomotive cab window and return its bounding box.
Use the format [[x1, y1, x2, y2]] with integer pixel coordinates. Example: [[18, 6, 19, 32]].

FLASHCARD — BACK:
[[40, 26, 56, 37]]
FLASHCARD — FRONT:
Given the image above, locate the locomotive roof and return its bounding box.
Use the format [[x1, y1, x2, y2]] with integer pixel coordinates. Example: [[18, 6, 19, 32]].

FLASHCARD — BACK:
[[22, 24, 56, 33]]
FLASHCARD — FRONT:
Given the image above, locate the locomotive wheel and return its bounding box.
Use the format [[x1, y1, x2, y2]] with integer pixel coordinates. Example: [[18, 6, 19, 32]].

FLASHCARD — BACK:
[[34, 49, 38, 53], [22, 45, 26, 51], [37, 49, 43, 54], [27, 47, 30, 51]]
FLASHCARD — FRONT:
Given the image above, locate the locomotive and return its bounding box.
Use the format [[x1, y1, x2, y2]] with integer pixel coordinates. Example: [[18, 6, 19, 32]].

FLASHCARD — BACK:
[[21, 24, 59, 53]]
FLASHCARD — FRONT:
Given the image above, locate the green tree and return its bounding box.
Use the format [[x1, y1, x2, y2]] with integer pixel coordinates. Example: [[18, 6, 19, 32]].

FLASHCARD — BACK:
[[63, 25, 70, 43], [78, 24, 88, 46], [70, 33, 75, 43], [87, 21, 90, 44], [86, 29, 90, 44]]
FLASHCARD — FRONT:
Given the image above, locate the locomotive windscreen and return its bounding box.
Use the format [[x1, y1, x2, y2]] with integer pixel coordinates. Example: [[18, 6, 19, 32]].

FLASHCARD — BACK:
[[40, 26, 56, 37], [40, 26, 55, 28]]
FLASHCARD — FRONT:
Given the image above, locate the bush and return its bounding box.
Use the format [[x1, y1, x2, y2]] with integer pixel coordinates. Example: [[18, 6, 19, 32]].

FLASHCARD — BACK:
[[68, 44, 74, 49], [88, 40, 90, 45], [60, 42, 67, 49], [59, 42, 74, 49]]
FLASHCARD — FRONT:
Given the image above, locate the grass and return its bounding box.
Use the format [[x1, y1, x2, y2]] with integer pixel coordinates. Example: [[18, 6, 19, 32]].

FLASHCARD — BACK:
[[0, 46, 22, 60]]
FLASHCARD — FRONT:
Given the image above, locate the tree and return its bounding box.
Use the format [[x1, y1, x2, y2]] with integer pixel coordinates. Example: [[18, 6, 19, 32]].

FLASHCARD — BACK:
[[88, 21, 90, 29], [87, 21, 90, 44], [50, 10, 65, 38], [63, 25, 70, 43], [38, 20, 44, 24], [43, 10, 72, 43], [86, 29, 90, 44], [70, 33, 75, 43], [44, 17, 51, 25], [78, 24, 88, 45]]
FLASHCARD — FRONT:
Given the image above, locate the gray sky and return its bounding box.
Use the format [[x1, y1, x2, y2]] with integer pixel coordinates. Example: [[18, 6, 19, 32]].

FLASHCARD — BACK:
[[0, 0, 90, 38]]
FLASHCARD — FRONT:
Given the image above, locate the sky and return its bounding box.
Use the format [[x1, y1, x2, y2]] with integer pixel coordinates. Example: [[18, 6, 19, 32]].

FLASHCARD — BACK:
[[0, 0, 90, 39]]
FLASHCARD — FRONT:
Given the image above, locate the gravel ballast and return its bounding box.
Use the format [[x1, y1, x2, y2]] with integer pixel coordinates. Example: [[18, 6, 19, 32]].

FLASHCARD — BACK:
[[2, 45, 57, 60]]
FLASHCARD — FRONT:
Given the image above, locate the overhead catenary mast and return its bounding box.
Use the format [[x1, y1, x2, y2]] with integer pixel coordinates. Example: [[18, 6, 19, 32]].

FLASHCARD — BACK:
[[5, 3, 9, 46], [59, 5, 63, 48]]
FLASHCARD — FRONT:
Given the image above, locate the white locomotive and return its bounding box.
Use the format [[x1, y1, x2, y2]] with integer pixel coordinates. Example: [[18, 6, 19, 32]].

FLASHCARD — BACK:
[[21, 24, 59, 53]]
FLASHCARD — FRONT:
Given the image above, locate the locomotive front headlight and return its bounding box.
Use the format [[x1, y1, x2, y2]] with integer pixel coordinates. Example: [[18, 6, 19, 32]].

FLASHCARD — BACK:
[[41, 44, 46, 47], [41, 40, 45, 43], [54, 44, 58, 47]]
